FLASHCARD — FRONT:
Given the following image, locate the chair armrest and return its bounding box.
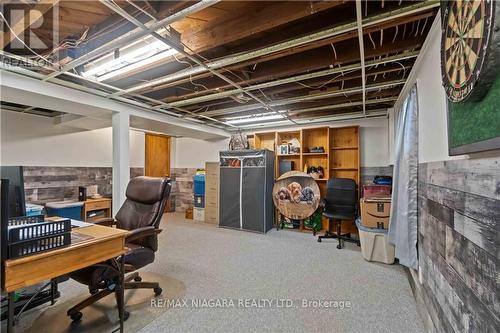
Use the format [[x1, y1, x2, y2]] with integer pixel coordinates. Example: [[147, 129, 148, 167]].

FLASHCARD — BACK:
[[126, 226, 162, 243], [92, 217, 116, 227]]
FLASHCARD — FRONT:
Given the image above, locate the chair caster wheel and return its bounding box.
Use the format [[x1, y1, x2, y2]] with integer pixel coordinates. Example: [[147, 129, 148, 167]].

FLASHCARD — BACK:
[[123, 311, 130, 321], [89, 288, 98, 295], [336, 244, 342, 249], [317, 238, 322, 242], [70, 311, 83, 322], [154, 287, 162, 296], [134, 276, 142, 282]]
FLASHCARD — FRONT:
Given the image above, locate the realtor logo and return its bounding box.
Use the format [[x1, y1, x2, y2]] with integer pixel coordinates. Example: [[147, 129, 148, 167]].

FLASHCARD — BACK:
[[1, 0, 59, 54]]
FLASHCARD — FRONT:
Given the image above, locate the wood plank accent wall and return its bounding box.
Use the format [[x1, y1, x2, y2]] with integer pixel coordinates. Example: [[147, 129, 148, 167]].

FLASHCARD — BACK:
[[23, 167, 144, 204], [412, 157, 500, 333]]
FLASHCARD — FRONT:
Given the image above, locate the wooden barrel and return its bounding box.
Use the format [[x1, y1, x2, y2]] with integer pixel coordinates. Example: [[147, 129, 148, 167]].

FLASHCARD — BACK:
[[272, 171, 321, 220]]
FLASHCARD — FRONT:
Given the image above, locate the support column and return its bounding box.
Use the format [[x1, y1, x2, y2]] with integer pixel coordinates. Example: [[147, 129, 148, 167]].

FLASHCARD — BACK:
[[112, 111, 130, 215]]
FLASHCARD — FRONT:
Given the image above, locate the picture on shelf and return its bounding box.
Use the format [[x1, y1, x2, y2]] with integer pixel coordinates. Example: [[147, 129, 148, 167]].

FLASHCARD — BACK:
[[279, 144, 289, 155]]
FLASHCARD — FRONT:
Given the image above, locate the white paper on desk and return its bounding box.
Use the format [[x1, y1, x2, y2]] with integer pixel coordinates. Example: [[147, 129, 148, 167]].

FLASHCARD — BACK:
[[70, 220, 94, 228]]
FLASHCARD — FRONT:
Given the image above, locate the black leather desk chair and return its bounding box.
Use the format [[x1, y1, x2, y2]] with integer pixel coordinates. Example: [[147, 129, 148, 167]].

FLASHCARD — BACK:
[[317, 178, 360, 249], [67, 176, 171, 322]]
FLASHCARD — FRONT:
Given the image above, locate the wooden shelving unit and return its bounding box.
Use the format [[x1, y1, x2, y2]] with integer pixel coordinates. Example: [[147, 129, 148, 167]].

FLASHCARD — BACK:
[[329, 126, 360, 186], [328, 126, 360, 235], [254, 132, 276, 151], [301, 127, 329, 197], [275, 130, 302, 177], [253, 125, 360, 233]]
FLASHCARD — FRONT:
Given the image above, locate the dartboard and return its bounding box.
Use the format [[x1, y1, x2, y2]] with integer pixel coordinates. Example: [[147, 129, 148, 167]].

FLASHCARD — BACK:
[[441, 0, 498, 103]]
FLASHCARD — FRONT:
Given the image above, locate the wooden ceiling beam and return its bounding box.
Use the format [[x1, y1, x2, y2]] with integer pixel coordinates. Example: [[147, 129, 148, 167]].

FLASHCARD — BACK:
[[159, 36, 423, 103], [179, 1, 346, 53], [108, 1, 347, 82], [194, 72, 407, 116], [136, 9, 434, 95]]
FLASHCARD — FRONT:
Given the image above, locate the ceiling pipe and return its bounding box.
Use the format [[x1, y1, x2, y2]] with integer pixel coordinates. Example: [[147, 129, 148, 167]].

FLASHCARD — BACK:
[[100, 0, 297, 126], [164, 51, 418, 108], [121, 0, 439, 95], [40, 0, 220, 82], [202, 79, 406, 117], [234, 109, 388, 130], [356, 0, 367, 117], [287, 96, 397, 115], [221, 97, 397, 125]]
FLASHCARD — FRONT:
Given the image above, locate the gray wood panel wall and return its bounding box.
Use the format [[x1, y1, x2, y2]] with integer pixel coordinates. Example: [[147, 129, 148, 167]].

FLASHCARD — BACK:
[[23, 166, 144, 203], [414, 157, 500, 333]]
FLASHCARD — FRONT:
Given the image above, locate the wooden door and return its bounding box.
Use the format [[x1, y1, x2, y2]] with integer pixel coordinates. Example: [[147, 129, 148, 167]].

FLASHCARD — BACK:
[[145, 133, 170, 177], [145, 133, 171, 211]]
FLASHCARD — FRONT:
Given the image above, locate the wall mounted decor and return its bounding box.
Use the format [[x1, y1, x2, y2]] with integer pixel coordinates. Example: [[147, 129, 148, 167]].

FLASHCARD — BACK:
[[441, 0, 500, 155]]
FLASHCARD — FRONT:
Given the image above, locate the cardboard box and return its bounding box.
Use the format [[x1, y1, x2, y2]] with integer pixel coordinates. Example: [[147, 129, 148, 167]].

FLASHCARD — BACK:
[[185, 208, 193, 220], [194, 207, 205, 221], [360, 198, 391, 229]]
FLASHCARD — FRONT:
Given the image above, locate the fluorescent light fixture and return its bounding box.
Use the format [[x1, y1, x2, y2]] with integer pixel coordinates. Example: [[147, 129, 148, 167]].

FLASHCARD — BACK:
[[82, 37, 179, 81], [225, 113, 287, 125]]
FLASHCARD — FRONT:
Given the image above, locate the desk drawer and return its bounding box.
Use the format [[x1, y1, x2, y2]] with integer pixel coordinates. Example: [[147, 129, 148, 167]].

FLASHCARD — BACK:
[[86, 200, 111, 211]]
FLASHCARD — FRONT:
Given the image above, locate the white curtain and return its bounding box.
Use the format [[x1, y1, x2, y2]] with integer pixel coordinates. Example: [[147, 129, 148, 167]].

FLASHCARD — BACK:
[[388, 86, 419, 269]]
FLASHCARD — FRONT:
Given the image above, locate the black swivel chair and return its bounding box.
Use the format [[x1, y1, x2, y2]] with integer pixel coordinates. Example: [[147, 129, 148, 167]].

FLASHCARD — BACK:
[[317, 178, 360, 249], [66, 176, 171, 322]]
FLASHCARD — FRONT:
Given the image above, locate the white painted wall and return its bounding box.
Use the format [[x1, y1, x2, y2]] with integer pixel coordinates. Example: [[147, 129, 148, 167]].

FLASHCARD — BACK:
[[1, 110, 145, 167], [394, 16, 464, 163], [415, 27, 451, 163], [171, 137, 230, 168]]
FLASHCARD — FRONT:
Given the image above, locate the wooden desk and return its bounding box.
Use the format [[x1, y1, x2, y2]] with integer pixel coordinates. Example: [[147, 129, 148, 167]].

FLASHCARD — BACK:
[[2, 224, 128, 332], [82, 198, 112, 222]]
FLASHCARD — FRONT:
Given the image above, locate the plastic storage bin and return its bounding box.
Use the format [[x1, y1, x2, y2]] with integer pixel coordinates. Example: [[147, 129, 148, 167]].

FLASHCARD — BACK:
[[356, 219, 395, 264], [193, 175, 205, 195], [362, 184, 392, 198], [45, 201, 84, 220], [194, 194, 205, 208], [25, 203, 44, 216], [193, 207, 205, 221]]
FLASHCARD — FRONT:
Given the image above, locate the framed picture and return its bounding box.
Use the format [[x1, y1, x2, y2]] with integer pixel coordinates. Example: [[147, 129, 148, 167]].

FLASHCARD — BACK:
[[441, 0, 500, 155]]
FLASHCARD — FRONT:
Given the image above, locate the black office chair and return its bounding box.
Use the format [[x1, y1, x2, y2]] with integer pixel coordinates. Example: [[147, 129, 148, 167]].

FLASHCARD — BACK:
[[317, 178, 360, 249], [66, 176, 171, 322]]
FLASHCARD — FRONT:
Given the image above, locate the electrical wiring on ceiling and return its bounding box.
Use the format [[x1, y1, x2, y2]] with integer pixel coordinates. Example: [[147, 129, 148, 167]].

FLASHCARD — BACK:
[[294, 69, 358, 90]]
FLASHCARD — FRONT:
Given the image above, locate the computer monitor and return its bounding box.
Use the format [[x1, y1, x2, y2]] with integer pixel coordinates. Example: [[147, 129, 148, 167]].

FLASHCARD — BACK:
[[0, 166, 26, 217]]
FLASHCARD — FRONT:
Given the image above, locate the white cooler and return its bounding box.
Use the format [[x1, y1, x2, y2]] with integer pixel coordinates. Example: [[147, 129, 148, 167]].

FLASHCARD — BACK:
[[356, 219, 395, 264]]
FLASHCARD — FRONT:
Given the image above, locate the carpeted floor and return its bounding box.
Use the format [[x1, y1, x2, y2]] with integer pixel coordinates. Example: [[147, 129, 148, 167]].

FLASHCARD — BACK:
[[13, 213, 424, 333]]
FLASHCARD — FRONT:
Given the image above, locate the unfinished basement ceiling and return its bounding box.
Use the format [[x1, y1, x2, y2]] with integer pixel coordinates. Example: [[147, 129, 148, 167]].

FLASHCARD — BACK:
[[0, 0, 439, 130]]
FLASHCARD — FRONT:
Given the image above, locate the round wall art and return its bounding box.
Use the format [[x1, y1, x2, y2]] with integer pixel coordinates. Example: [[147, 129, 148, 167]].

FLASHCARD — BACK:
[[272, 171, 320, 220]]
